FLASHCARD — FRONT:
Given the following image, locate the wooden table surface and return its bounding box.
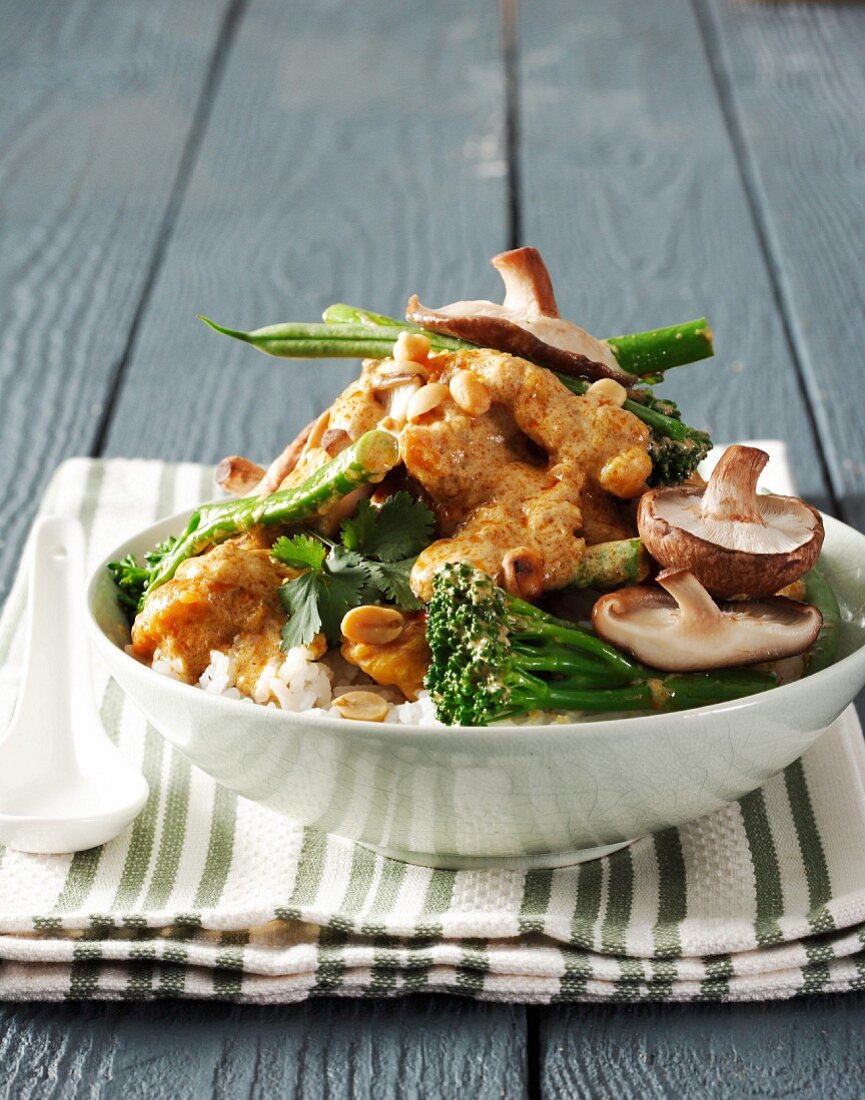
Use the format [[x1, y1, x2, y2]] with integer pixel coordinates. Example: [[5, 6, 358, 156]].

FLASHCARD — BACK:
[[1, 0, 864, 1095]]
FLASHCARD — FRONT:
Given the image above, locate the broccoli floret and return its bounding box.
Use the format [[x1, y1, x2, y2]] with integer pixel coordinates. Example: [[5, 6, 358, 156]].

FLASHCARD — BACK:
[[424, 563, 776, 726], [554, 375, 712, 486], [623, 388, 712, 486], [107, 536, 178, 623]]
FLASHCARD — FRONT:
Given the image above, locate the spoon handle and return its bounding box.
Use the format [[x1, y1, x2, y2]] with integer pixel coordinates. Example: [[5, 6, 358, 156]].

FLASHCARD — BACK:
[[5, 516, 99, 773]]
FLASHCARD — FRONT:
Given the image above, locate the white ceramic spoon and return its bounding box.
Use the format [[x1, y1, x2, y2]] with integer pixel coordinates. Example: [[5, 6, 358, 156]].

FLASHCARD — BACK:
[[0, 515, 148, 853]]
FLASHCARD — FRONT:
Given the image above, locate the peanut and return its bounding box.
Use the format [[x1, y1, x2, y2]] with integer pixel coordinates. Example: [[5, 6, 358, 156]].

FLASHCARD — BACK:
[[406, 382, 449, 422], [586, 378, 627, 407], [332, 690, 390, 723], [393, 331, 431, 365], [449, 371, 491, 417], [341, 605, 405, 646]]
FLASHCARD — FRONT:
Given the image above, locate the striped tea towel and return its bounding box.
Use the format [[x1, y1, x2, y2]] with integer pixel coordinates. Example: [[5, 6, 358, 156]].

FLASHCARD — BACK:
[[1, 454, 864, 1004]]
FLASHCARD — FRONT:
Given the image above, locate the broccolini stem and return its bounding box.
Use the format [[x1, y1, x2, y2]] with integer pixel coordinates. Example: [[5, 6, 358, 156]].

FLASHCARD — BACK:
[[567, 538, 650, 589], [802, 565, 841, 675], [554, 373, 699, 443], [147, 430, 400, 593], [507, 595, 641, 677], [540, 668, 775, 714], [605, 318, 714, 377]]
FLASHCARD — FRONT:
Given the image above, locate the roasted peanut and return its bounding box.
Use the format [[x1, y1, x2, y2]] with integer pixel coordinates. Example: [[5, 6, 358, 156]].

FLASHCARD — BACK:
[[586, 378, 627, 407], [449, 371, 491, 417], [502, 546, 545, 600], [407, 382, 449, 422], [332, 690, 390, 723], [341, 605, 405, 646], [599, 446, 653, 499], [302, 633, 328, 660], [393, 331, 431, 365]]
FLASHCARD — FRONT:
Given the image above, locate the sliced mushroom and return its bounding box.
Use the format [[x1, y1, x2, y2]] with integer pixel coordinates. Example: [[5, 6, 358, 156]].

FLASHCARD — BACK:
[[592, 568, 822, 672], [406, 247, 636, 386], [215, 455, 266, 496], [638, 445, 824, 598], [255, 417, 317, 495]]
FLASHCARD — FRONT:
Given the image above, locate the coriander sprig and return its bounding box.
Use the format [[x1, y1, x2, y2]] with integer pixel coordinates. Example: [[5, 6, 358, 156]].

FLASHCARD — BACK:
[[274, 492, 436, 650]]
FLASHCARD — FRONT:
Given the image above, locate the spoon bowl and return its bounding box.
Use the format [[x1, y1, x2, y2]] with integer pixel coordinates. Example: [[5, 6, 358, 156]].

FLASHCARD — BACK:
[[0, 516, 148, 854]]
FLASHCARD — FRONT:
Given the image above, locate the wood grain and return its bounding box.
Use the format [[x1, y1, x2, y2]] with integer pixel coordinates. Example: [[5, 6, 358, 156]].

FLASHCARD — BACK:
[[515, 0, 832, 512], [538, 994, 865, 1099], [0, 0, 233, 604], [0, 997, 527, 1100], [84, 0, 527, 1091], [697, 0, 865, 532], [102, 0, 509, 471]]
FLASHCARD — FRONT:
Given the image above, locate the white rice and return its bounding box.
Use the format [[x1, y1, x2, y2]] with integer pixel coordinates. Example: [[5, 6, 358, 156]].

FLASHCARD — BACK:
[[148, 646, 604, 727], [180, 645, 444, 726]]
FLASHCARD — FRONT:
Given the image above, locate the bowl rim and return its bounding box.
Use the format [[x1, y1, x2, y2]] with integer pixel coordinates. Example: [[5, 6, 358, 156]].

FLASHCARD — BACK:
[[86, 506, 865, 742]]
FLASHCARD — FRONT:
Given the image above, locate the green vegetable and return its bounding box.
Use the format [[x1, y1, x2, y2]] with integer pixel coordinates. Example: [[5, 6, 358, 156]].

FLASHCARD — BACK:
[[201, 308, 713, 380], [198, 315, 464, 360], [340, 492, 435, 561], [325, 304, 714, 379], [107, 537, 177, 622], [108, 431, 400, 615], [278, 543, 372, 649], [554, 374, 712, 485], [201, 307, 713, 486], [275, 492, 436, 649], [567, 539, 650, 589], [802, 565, 841, 675], [605, 318, 714, 377], [425, 563, 776, 726]]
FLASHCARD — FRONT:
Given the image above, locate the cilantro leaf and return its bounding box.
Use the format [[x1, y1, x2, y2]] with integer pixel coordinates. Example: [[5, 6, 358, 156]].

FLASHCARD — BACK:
[[340, 492, 435, 563], [339, 500, 377, 554], [365, 558, 424, 610], [278, 545, 372, 649], [278, 572, 325, 649], [271, 534, 327, 572]]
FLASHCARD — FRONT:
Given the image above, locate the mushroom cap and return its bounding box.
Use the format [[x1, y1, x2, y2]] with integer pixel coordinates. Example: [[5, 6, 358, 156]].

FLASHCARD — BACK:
[[406, 248, 636, 387], [638, 488, 823, 598], [637, 445, 824, 598], [592, 569, 823, 672]]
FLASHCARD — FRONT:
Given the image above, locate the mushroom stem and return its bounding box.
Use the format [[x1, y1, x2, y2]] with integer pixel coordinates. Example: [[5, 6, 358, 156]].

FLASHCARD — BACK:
[[655, 569, 723, 629], [700, 445, 768, 525], [492, 248, 560, 318]]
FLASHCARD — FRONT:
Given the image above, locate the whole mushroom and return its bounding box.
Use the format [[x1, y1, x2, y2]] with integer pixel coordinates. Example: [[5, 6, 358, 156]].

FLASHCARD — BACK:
[[637, 444, 824, 598], [406, 247, 636, 386], [592, 568, 822, 672]]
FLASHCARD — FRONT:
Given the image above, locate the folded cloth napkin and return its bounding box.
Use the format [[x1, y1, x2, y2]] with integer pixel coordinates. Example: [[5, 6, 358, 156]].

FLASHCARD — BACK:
[[1, 455, 864, 1004]]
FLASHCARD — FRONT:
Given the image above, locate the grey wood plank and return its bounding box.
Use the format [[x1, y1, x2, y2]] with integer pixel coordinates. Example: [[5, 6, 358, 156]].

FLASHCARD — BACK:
[[0, 0, 234, 604], [0, 997, 527, 1100], [696, 0, 865, 531], [538, 995, 865, 1099], [517, 0, 864, 1086], [515, 0, 831, 512], [92, 0, 526, 1090], [103, 0, 509, 469]]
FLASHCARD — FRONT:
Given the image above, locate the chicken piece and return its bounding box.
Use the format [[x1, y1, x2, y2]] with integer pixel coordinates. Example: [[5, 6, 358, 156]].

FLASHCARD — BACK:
[[132, 535, 287, 689], [260, 347, 651, 602], [341, 616, 431, 701], [403, 350, 651, 600]]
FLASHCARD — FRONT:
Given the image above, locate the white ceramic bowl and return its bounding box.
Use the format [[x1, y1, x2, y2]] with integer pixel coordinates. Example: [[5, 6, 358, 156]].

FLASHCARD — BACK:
[[87, 510, 865, 869]]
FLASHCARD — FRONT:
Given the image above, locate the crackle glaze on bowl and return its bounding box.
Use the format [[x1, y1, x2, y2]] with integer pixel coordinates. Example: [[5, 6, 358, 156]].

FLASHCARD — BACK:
[[87, 511, 865, 869]]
